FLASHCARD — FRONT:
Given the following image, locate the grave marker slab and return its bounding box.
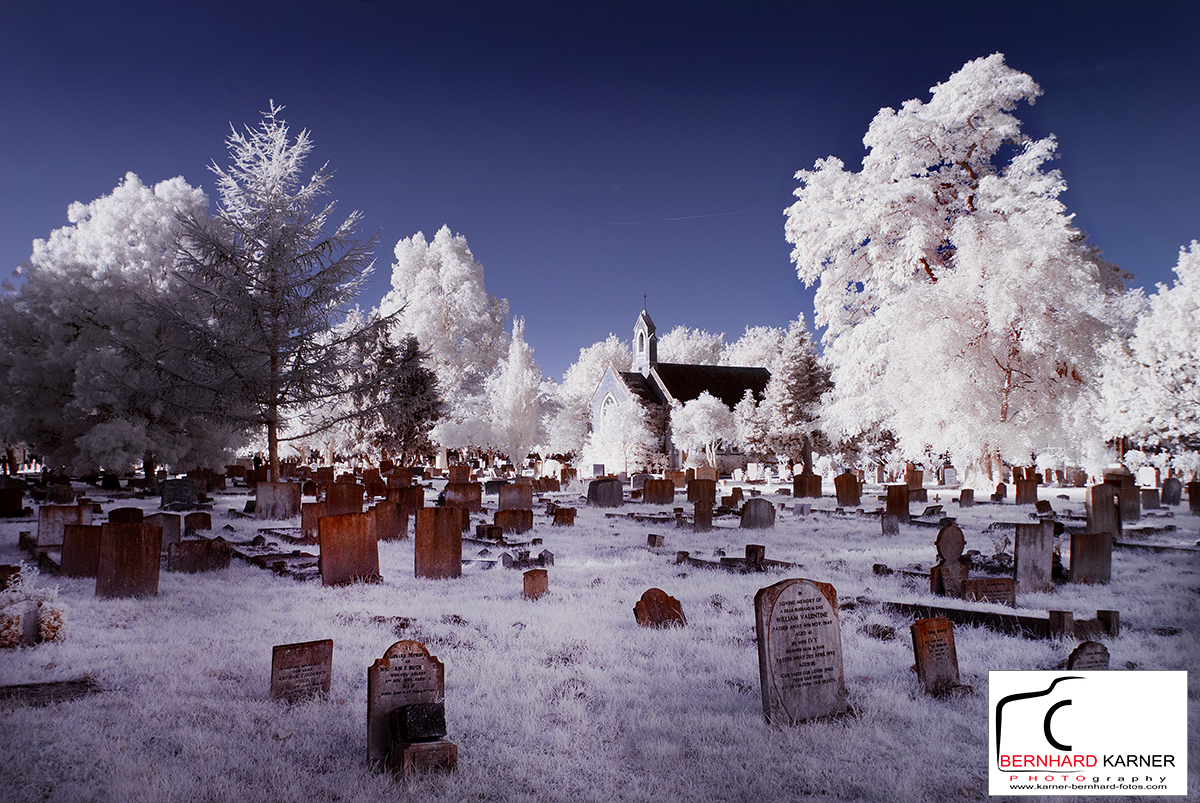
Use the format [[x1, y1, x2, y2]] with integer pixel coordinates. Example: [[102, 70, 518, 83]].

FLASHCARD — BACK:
[[37, 503, 91, 549], [300, 501, 327, 543], [694, 466, 718, 482], [372, 501, 408, 540], [1069, 532, 1113, 584], [740, 497, 776, 529], [319, 512, 381, 586], [793, 472, 822, 499], [833, 473, 861, 507], [1014, 522, 1054, 594], [523, 569, 548, 600], [414, 508, 463, 579], [447, 465, 471, 484], [551, 507, 575, 526], [885, 484, 910, 524], [686, 478, 717, 505], [160, 478, 198, 510], [1117, 485, 1141, 524], [642, 479, 675, 505], [184, 512, 211, 531], [271, 639, 334, 702], [144, 513, 181, 554], [95, 522, 162, 598], [367, 640, 447, 764], [755, 578, 847, 725], [1014, 479, 1039, 505], [963, 577, 1016, 606], [1085, 484, 1120, 537], [633, 588, 686, 628], [587, 478, 624, 507], [494, 509, 533, 535], [1161, 477, 1182, 506], [665, 470, 686, 489], [693, 500, 713, 533], [930, 523, 967, 597], [911, 617, 966, 695], [60, 524, 103, 578], [108, 507, 143, 524], [1066, 641, 1110, 670], [167, 539, 232, 573], [256, 481, 303, 520], [497, 484, 533, 511], [1140, 488, 1160, 510], [325, 482, 365, 517], [390, 485, 425, 515]]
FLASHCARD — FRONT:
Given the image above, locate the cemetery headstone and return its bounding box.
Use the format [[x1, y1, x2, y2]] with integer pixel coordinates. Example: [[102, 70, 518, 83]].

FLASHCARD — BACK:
[[271, 639, 334, 702], [372, 501, 408, 541], [1187, 481, 1200, 514], [881, 513, 900, 536], [300, 501, 327, 543], [256, 481, 303, 520], [592, 464, 605, 478], [1160, 477, 1182, 506], [665, 470, 686, 489], [319, 512, 381, 586], [144, 513, 181, 554], [46, 483, 75, 504], [642, 479, 675, 505], [964, 577, 1016, 606], [414, 507, 463, 580], [160, 478, 198, 511], [167, 539, 231, 573], [793, 472, 822, 499], [1136, 466, 1159, 488], [498, 484, 533, 511], [1117, 485, 1141, 524], [630, 473, 651, 491], [552, 507, 575, 526], [1085, 484, 1120, 537], [1066, 641, 1110, 670], [1014, 522, 1054, 594], [37, 503, 91, 549], [1069, 532, 1113, 584], [994, 482, 1008, 500], [911, 617, 967, 695], [494, 509, 533, 534], [95, 522, 162, 598], [647, 534, 665, 547], [587, 477, 624, 507], [1034, 499, 1053, 515], [693, 500, 713, 532], [325, 482, 365, 517], [108, 507, 144, 524], [694, 466, 718, 482], [367, 640, 456, 774], [686, 478, 717, 505], [754, 578, 847, 725], [885, 484, 910, 524], [942, 466, 957, 487], [1014, 479, 1039, 505], [390, 485, 425, 516], [447, 465, 470, 484], [60, 524, 103, 578], [740, 497, 776, 529], [523, 569, 548, 600], [633, 588, 686, 628], [184, 512, 211, 531], [1140, 488, 1160, 510], [958, 489, 974, 508], [834, 472, 861, 507], [930, 523, 967, 597], [905, 466, 923, 490]]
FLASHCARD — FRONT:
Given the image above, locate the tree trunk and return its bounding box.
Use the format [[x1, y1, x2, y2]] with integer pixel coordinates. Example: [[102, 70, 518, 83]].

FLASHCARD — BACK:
[[143, 451, 157, 492], [267, 409, 280, 483]]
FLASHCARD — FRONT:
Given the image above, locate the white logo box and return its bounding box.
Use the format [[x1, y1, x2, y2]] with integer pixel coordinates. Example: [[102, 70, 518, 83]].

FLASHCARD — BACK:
[[989, 671, 1187, 796]]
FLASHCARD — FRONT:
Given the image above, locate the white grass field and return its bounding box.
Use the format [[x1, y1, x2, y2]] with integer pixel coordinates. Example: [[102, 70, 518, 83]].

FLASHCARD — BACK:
[[2, 477, 1197, 803]]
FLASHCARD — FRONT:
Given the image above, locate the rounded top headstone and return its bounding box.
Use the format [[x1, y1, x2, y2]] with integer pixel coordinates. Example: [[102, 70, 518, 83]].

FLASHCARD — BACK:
[[935, 523, 965, 561]]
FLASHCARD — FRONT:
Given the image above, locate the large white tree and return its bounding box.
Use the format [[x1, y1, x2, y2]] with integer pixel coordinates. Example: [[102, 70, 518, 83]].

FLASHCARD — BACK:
[[543, 334, 630, 455], [0, 172, 244, 478], [1102, 242, 1200, 457], [759, 315, 831, 472], [657, 325, 724, 365], [484, 318, 546, 464], [153, 104, 387, 480], [785, 54, 1122, 482], [670, 392, 736, 468], [379, 226, 509, 452], [720, 325, 784, 371]]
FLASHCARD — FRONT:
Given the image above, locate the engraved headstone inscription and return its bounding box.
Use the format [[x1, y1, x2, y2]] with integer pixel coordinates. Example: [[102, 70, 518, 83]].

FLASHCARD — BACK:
[[271, 639, 334, 702]]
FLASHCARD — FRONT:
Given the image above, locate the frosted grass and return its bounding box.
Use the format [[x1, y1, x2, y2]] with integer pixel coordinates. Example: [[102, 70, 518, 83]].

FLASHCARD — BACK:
[[1, 481, 1197, 802]]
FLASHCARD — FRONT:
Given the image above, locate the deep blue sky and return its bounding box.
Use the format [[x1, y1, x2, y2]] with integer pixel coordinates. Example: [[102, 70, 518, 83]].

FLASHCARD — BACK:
[[3, 1, 1196, 379]]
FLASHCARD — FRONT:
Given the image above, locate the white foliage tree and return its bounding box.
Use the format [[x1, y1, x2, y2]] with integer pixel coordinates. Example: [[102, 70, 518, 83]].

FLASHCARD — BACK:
[[379, 226, 509, 452], [759, 315, 831, 472], [670, 392, 736, 468], [583, 394, 658, 476], [720, 325, 785, 371], [544, 334, 630, 455], [657, 325, 724, 365], [784, 54, 1121, 483], [0, 172, 244, 478], [1102, 241, 1200, 456], [484, 318, 546, 464]]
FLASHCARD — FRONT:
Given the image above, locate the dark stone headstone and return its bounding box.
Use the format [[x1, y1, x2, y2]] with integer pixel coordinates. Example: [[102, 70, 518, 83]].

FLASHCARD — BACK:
[[1140, 488, 1160, 510], [633, 588, 686, 628], [911, 617, 965, 695], [792, 472, 822, 499], [367, 640, 447, 764], [160, 478, 198, 511], [494, 509, 533, 534], [551, 507, 575, 526], [300, 501, 326, 543], [1066, 641, 1110, 670], [693, 500, 713, 532], [319, 512, 381, 586], [881, 513, 900, 535], [1014, 479, 1039, 506], [95, 522, 162, 598], [414, 507, 463, 579], [994, 482, 1008, 500], [686, 478, 717, 505], [325, 482, 366, 517], [1069, 532, 1113, 584], [167, 538, 232, 573], [587, 477, 624, 507], [964, 576, 1016, 606], [1160, 477, 1182, 506], [1187, 481, 1200, 514], [1117, 485, 1141, 524], [1014, 522, 1054, 594], [183, 512, 211, 531], [930, 523, 967, 597], [271, 639, 334, 702], [390, 485, 425, 515], [739, 497, 776, 529], [642, 479, 675, 505], [1085, 484, 1120, 537], [108, 507, 144, 524], [497, 484, 533, 511], [833, 472, 861, 507], [885, 484, 910, 523]]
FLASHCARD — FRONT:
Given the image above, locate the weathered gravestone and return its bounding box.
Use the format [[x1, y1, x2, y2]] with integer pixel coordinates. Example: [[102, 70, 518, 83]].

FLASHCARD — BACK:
[[930, 523, 967, 598], [633, 588, 686, 628], [1117, 485, 1141, 524], [911, 617, 968, 696], [1085, 484, 1120, 537], [1034, 499, 1053, 516], [37, 503, 92, 550], [1066, 641, 1110, 670], [494, 509, 533, 534], [60, 524, 103, 578], [183, 512, 211, 531], [646, 534, 665, 547], [994, 482, 1008, 501], [144, 513, 181, 554], [96, 522, 162, 598], [587, 478, 624, 507], [300, 502, 327, 543], [167, 538, 231, 573], [390, 485, 425, 516], [319, 512, 381, 586], [1161, 477, 1183, 506], [108, 507, 144, 524], [833, 472, 861, 507], [905, 466, 923, 490], [551, 507, 575, 526], [367, 640, 456, 774], [881, 513, 901, 536], [414, 507, 463, 580], [693, 500, 713, 533], [325, 483, 365, 517], [256, 481, 303, 520], [1069, 532, 1113, 584], [1187, 481, 1200, 514], [160, 478, 198, 511], [523, 568, 548, 600], [1140, 488, 1160, 510], [497, 484, 533, 511], [665, 470, 686, 489], [942, 466, 957, 487], [740, 497, 776, 530], [46, 484, 75, 504], [694, 466, 718, 482], [885, 484, 910, 524], [270, 638, 334, 702], [792, 472, 822, 499], [755, 578, 847, 725], [447, 465, 471, 483], [1014, 479, 1039, 505], [0, 487, 25, 517], [958, 489, 975, 508], [642, 479, 675, 505], [314, 467, 335, 484], [686, 478, 717, 505], [630, 473, 651, 492], [372, 501, 408, 541], [1013, 522, 1054, 594], [964, 576, 1016, 606]]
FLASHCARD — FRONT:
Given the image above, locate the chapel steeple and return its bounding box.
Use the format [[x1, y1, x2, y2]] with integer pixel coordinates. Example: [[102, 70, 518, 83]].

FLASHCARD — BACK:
[[632, 304, 657, 377]]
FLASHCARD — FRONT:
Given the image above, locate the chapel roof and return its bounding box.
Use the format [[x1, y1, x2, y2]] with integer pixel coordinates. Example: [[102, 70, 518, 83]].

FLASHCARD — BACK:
[[652, 363, 771, 409]]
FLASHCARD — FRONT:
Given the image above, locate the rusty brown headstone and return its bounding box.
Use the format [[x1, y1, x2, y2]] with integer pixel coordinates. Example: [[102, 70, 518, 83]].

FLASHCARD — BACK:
[[300, 501, 327, 543], [498, 484, 533, 511], [1066, 641, 1110, 670], [633, 588, 686, 628], [911, 617, 966, 695], [494, 509, 533, 535], [167, 539, 231, 572], [792, 472, 821, 499], [95, 522, 162, 598], [183, 512, 211, 531], [447, 465, 471, 483], [694, 466, 718, 482], [271, 639, 334, 702], [551, 507, 575, 526], [686, 478, 716, 504], [372, 501, 408, 540], [1085, 483, 1119, 537], [414, 507, 463, 580], [325, 482, 365, 517], [964, 576, 1016, 606], [523, 568, 548, 600], [693, 500, 713, 532], [755, 578, 846, 724], [319, 511, 381, 586], [1014, 479, 1039, 505], [444, 482, 482, 512], [833, 472, 861, 507], [885, 484, 910, 524], [642, 479, 675, 505], [1069, 532, 1113, 584], [930, 523, 967, 597], [60, 524, 103, 578]]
